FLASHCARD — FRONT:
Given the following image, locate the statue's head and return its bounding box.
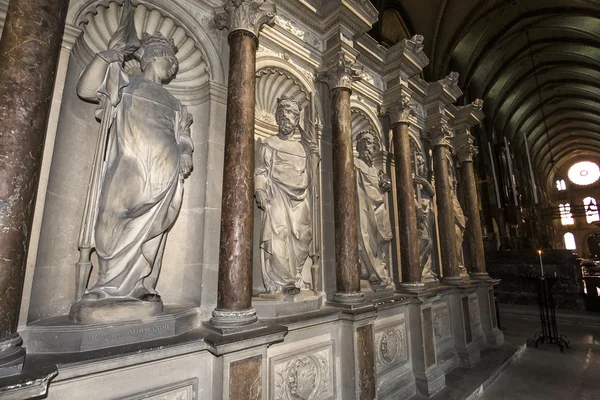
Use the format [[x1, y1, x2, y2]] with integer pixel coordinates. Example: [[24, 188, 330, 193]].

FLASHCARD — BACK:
[[275, 96, 301, 137], [356, 130, 378, 165], [139, 32, 179, 80]]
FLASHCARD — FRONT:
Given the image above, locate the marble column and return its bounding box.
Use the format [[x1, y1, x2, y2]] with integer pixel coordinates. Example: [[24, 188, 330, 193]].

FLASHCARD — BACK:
[[319, 52, 364, 304], [0, 0, 69, 375], [429, 125, 462, 284], [455, 135, 489, 279], [386, 97, 425, 290], [210, 0, 275, 328]]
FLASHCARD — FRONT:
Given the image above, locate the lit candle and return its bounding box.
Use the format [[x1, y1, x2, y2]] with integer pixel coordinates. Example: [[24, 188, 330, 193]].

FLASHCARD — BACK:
[[538, 250, 544, 277]]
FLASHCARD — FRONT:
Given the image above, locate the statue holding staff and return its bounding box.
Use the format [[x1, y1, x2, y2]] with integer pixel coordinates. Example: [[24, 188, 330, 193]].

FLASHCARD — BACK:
[[255, 96, 319, 295], [70, 1, 193, 323], [354, 130, 393, 287]]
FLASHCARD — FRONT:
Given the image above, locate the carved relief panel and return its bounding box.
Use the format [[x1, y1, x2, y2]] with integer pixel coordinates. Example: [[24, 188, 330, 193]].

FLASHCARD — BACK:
[[269, 342, 335, 400], [374, 321, 408, 372], [432, 303, 452, 344]]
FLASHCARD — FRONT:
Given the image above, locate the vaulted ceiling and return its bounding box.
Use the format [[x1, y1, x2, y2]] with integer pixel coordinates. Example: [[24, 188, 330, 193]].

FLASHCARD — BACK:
[[369, 0, 600, 190]]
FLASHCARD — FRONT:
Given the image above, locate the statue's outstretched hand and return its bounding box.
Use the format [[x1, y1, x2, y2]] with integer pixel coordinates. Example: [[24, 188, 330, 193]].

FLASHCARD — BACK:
[[180, 154, 193, 178], [378, 171, 392, 193]]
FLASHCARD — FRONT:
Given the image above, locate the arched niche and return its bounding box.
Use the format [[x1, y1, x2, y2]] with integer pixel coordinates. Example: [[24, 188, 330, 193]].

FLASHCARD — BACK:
[[27, 0, 225, 324], [251, 62, 326, 296], [351, 106, 384, 169]]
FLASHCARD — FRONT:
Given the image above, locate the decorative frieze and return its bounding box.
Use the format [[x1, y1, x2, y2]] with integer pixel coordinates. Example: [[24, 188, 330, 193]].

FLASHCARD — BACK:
[[214, 0, 276, 39], [271, 343, 334, 400], [318, 52, 362, 91]]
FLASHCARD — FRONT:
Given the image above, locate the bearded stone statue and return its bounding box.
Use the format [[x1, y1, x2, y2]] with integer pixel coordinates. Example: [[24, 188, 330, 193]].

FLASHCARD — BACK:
[[354, 131, 393, 287], [255, 96, 317, 295]]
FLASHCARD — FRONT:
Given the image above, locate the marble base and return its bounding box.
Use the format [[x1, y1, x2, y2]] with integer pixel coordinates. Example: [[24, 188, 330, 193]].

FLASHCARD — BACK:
[[0, 334, 25, 378], [69, 298, 163, 324], [361, 284, 396, 301], [414, 365, 445, 397], [253, 290, 324, 318], [457, 343, 481, 368], [23, 307, 198, 353]]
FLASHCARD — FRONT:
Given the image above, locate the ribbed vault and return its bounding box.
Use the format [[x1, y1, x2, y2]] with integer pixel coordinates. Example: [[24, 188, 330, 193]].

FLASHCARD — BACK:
[[370, 0, 600, 192]]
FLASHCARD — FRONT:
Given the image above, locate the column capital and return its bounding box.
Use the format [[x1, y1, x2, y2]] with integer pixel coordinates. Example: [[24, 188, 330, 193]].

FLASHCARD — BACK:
[[453, 132, 479, 163], [425, 122, 454, 148], [318, 51, 362, 91], [214, 0, 276, 40], [380, 93, 415, 126]]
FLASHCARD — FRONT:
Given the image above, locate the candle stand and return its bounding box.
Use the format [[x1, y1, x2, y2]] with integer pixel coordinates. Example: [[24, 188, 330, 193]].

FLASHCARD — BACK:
[[522, 274, 570, 353]]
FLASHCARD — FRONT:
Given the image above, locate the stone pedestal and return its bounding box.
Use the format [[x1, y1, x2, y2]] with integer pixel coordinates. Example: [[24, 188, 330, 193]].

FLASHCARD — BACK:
[[339, 308, 377, 399], [449, 290, 481, 368], [319, 52, 365, 305], [210, 0, 275, 328], [385, 98, 425, 291], [0, 0, 70, 376], [408, 298, 445, 397], [252, 291, 325, 318], [477, 283, 504, 347]]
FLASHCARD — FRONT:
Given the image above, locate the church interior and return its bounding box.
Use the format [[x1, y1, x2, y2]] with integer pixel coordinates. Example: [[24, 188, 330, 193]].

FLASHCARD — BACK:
[[0, 0, 599, 399]]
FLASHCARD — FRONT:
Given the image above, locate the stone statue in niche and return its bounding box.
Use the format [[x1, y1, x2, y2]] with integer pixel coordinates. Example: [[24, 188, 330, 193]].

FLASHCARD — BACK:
[[414, 150, 437, 281], [255, 96, 319, 295], [449, 155, 468, 275], [354, 131, 393, 287], [70, 2, 193, 324]]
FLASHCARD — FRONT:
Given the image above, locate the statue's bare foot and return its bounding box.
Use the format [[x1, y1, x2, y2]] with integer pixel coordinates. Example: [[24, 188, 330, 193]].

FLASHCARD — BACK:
[[283, 285, 300, 296], [140, 293, 162, 302]]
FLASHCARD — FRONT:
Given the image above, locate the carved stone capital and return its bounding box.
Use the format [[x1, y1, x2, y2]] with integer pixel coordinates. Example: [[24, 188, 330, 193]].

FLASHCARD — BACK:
[[214, 0, 276, 40], [318, 52, 362, 91], [425, 123, 454, 148], [453, 132, 479, 163], [382, 93, 415, 125]]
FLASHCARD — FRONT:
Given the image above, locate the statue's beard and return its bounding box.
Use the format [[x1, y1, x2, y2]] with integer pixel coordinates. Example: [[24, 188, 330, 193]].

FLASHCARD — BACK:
[[359, 149, 374, 166], [279, 120, 295, 137]]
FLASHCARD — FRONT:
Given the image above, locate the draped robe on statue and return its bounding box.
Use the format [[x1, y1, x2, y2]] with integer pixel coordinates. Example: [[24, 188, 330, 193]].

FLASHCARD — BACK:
[[354, 158, 393, 285], [255, 136, 313, 293], [77, 57, 193, 299]]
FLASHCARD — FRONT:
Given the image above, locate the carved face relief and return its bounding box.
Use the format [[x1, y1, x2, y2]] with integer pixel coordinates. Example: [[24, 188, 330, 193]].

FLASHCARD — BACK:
[[356, 133, 378, 167], [152, 57, 175, 81]]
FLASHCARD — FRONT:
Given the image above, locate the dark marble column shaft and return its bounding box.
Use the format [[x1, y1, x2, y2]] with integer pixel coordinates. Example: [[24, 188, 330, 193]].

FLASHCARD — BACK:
[[214, 31, 258, 324], [432, 145, 461, 280], [0, 0, 69, 372], [392, 122, 422, 286], [460, 160, 488, 277], [331, 88, 362, 297]]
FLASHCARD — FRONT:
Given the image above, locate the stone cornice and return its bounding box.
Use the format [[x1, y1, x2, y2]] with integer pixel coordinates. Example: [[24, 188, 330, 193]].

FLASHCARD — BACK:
[[214, 0, 276, 39], [450, 98, 485, 133], [425, 71, 462, 109], [384, 35, 429, 79], [318, 51, 362, 91]]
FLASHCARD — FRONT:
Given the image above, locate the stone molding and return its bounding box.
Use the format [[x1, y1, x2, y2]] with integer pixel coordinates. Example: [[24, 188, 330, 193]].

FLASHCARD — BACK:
[[214, 0, 276, 40], [318, 51, 362, 91]]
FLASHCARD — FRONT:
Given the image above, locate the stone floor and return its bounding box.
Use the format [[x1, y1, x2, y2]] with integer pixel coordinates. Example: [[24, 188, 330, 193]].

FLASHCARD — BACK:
[[481, 313, 600, 400], [412, 308, 600, 400]]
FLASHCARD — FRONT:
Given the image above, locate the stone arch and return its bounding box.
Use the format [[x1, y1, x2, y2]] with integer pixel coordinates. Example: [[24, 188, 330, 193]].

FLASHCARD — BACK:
[[68, 0, 225, 90]]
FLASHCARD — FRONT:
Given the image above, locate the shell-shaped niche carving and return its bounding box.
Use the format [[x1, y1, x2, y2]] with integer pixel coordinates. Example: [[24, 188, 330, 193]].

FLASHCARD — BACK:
[[256, 68, 309, 131], [351, 108, 380, 147], [75, 1, 209, 92]]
